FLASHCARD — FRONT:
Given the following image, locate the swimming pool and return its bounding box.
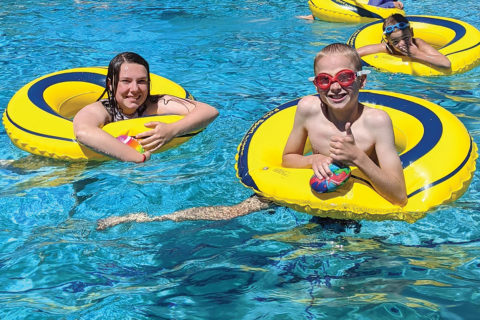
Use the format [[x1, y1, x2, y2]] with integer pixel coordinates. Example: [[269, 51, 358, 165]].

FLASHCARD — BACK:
[[1, 0, 479, 318]]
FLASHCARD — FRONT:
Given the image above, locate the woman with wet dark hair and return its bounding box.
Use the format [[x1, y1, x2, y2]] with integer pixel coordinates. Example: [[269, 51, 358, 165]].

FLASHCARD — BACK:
[[102, 52, 152, 121], [73, 52, 218, 163]]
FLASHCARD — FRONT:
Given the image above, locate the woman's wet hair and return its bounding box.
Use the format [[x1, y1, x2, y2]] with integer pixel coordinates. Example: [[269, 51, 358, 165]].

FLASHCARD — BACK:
[[314, 43, 363, 74], [98, 52, 151, 110]]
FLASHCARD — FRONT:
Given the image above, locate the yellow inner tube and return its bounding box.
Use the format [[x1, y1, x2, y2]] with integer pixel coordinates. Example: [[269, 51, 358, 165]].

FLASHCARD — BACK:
[[235, 90, 477, 223], [348, 15, 480, 76], [308, 0, 404, 23], [2, 67, 202, 161]]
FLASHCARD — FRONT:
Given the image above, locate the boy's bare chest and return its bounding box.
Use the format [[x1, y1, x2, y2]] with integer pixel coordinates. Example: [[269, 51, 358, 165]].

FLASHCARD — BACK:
[[307, 120, 375, 156]]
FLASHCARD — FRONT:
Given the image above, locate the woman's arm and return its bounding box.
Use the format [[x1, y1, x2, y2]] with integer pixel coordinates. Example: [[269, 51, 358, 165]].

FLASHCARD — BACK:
[[73, 102, 149, 162]]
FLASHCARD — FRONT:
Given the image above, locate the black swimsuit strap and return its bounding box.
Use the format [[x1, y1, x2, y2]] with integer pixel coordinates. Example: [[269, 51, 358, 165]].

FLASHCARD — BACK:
[[101, 99, 148, 123]]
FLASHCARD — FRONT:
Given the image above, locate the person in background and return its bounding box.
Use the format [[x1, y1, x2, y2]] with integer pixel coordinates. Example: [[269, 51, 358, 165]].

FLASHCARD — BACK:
[[368, 0, 403, 9], [356, 14, 451, 69], [297, 0, 404, 20], [73, 52, 219, 163]]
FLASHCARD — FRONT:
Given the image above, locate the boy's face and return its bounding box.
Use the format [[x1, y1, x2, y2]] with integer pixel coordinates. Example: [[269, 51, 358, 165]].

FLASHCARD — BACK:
[[387, 28, 413, 53], [314, 53, 365, 111]]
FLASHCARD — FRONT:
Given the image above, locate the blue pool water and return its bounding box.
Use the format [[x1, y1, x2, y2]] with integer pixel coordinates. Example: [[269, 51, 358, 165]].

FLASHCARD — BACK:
[[1, 0, 480, 318]]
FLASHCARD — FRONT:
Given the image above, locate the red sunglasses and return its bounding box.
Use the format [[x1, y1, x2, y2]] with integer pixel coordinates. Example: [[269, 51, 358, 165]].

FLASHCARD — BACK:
[[311, 69, 369, 91]]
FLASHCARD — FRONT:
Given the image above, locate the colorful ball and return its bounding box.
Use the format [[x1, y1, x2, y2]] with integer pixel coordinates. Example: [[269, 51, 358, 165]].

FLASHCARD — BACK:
[[116, 135, 144, 153], [310, 163, 351, 193]]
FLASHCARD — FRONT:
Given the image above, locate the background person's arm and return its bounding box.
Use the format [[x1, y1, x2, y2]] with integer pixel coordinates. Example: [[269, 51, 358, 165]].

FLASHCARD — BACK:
[[356, 43, 388, 57], [406, 38, 451, 69]]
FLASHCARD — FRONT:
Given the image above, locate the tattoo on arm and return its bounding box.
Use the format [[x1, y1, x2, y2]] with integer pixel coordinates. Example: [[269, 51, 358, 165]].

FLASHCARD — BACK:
[[159, 96, 197, 112]]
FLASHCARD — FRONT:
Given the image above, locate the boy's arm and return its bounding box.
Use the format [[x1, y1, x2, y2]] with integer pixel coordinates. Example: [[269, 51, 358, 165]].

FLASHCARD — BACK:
[[408, 38, 451, 69], [352, 112, 407, 205], [329, 111, 406, 205], [282, 96, 333, 178], [282, 108, 311, 168], [356, 43, 387, 57]]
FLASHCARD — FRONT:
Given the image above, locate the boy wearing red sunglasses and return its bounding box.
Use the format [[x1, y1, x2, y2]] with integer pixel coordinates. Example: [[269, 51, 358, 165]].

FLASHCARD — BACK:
[[283, 43, 407, 206], [356, 14, 451, 69]]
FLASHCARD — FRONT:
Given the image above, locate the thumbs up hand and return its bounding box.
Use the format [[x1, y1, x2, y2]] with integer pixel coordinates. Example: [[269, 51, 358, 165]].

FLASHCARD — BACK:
[[329, 122, 359, 166]]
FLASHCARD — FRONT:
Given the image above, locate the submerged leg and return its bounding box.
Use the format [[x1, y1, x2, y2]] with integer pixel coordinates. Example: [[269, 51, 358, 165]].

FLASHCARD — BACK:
[[296, 14, 315, 20], [96, 195, 273, 231]]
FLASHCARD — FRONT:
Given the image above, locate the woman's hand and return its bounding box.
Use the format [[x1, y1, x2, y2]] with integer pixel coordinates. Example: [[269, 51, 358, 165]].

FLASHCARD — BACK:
[[136, 121, 177, 152]]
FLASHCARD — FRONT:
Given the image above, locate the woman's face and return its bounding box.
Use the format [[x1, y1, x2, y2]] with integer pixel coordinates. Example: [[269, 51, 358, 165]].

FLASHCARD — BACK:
[[113, 62, 149, 115]]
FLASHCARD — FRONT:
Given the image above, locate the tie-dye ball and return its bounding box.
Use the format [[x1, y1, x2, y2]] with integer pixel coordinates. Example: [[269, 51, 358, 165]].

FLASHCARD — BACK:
[[310, 163, 351, 193]]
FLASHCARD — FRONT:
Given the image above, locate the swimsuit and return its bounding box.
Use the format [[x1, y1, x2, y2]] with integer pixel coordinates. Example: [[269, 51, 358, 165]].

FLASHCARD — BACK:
[[101, 99, 147, 123], [368, 0, 397, 8]]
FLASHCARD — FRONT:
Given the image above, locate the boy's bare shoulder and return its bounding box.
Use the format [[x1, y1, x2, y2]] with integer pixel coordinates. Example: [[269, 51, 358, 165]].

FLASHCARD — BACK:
[[297, 95, 321, 115], [363, 105, 392, 126], [414, 37, 428, 46]]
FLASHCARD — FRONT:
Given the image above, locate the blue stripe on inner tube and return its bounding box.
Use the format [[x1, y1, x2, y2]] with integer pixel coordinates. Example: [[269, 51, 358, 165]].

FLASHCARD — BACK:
[[237, 91, 443, 195], [5, 109, 75, 142], [237, 98, 299, 191], [359, 91, 442, 167], [331, 0, 382, 19], [28, 71, 192, 117], [28, 72, 105, 119], [445, 41, 480, 57], [408, 137, 473, 198], [407, 16, 466, 48], [15, 71, 195, 144]]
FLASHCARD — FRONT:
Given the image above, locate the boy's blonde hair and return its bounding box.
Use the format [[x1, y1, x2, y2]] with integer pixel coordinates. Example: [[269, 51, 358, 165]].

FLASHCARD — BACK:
[[314, 43, 362, 74]]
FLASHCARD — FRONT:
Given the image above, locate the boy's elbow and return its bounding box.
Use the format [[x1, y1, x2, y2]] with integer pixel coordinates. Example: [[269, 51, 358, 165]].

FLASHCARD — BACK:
[[398, 196, 408, 207], [281, 154, 291, 168], [391, 193, 408, 207], [281, 153, 302, 168]]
